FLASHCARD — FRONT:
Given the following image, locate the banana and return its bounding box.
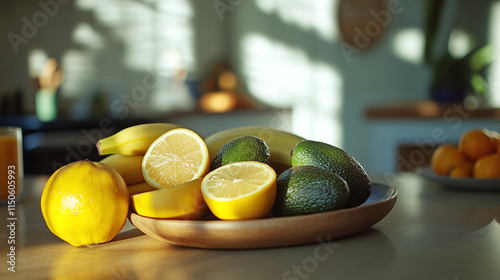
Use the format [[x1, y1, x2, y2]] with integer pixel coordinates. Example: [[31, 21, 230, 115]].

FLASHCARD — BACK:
[[127, 182, 156, 196], [204, 126, 306, 170], [100, 154, 145, 185], [97, 123, 181, 156]]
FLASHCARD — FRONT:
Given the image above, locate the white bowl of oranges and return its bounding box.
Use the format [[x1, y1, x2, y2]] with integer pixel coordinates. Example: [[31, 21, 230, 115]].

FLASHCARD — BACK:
[[419, 128, 500, 190]]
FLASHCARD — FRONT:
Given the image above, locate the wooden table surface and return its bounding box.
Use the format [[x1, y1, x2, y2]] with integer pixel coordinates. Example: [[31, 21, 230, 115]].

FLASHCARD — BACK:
[[2, 174, 500, 280]]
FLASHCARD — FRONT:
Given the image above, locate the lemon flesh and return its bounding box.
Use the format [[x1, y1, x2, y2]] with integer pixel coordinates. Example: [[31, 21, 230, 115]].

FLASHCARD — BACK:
[[142, 128, 210, 189], [202, 161, 277, 220]]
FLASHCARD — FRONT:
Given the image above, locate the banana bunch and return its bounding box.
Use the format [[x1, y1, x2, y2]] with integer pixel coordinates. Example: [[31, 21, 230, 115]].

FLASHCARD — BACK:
[[204, 126, 306, 171], [97, 123, 305, 195], [99, 154, 144, 185], [97, 123, 180, 156], [127, 182, 156, 196], [97, 123, 181, 195]]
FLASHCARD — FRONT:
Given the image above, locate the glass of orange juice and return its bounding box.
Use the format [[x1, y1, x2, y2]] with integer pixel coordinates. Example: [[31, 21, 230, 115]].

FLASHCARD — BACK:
[[0, 127, 23, 203]]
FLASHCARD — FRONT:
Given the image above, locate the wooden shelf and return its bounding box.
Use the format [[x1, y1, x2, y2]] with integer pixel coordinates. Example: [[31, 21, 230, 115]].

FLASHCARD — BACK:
[[365, 101, 500, 120]]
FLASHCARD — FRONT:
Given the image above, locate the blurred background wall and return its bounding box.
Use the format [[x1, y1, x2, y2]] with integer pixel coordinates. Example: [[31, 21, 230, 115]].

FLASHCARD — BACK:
[[1, 0, 498, 173]]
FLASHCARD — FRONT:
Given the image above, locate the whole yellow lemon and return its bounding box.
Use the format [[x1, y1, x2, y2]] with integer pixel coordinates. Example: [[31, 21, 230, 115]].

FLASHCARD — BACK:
[[41, 160, 129, 246]]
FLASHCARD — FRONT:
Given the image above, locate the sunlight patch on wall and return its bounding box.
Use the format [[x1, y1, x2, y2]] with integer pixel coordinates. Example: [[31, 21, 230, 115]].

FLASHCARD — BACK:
[[60, 50, 96, 99], [121, 1, 156, 71], [74, 0, 100, 11], [157, 0, 193, 17], [241, 34, 310, 108], [156, 0, 195, 73], [74, 0, 194, 72], [392, 28, 424, 64], [488, 2, 500, 106], [448, 29, 471, 59], [292, 64, 343, 146], [256, 0, 338, 42], [76, 0, 121, 27], [72, 23, 105, 50], [69, 0, 195, 116], [241, 34, 343, 147], [28, 49, 49, 78]]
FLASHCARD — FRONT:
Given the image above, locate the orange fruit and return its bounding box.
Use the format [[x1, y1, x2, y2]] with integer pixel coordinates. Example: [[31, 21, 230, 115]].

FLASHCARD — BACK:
[[474, 154, 500, 178], [142, 128, 210, 189], [449, 161, 473, 178], [490, 133, 499, 149], [459, 129, 496, 161], [431, 144, 466, 176]]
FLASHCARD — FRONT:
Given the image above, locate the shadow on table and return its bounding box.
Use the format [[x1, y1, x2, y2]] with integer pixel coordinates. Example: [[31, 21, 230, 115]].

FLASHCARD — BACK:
[[113, 227, 145, 242]]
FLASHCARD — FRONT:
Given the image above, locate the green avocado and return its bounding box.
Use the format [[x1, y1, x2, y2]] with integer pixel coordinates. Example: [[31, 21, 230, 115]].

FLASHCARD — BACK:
[[272, 165, 349, 217], [291, 140, 371, 208], [210, 135, 270, 170]]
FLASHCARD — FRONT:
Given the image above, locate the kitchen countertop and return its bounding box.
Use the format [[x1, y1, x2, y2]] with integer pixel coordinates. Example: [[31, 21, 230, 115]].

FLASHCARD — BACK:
[[2, 173, 500, 279]]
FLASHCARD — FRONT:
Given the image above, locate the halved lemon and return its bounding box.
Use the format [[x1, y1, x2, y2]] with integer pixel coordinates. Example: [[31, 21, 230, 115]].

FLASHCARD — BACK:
[[131, 178, 207, 219], [201, 161, 277, 220], [142, 128, 210, 189]]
